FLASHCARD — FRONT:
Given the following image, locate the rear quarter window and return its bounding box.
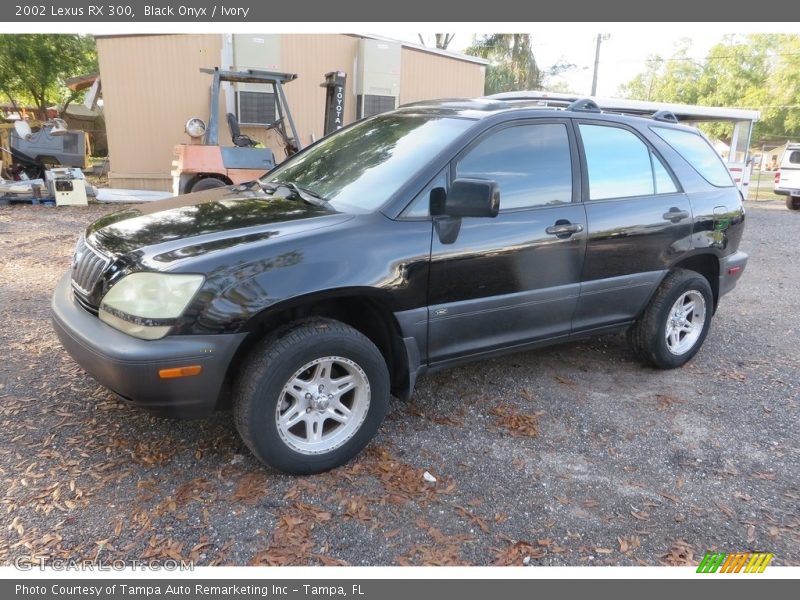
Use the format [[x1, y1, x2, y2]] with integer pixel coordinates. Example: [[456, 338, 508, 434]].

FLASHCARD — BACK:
[[787, 150, 800, 165], [651, 126, 734, 187]]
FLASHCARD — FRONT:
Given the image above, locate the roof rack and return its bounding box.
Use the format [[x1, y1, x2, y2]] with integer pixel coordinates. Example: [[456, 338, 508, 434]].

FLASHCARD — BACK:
[[567, 98, 601, 113], [652, 110, 678, 123], [489, 91, 760, 123]]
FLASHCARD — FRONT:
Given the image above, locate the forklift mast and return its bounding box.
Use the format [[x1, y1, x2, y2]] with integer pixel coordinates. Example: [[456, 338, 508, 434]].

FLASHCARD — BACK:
[[320, 71, 347, 136]]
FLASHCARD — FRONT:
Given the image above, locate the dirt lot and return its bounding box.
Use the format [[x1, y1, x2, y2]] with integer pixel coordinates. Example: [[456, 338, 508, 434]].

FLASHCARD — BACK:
[[0, 200, 797, 567]]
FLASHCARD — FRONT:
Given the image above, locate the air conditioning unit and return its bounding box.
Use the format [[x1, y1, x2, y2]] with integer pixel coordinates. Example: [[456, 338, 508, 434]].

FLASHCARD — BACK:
[[356, 39, 401, 119], [232, 34, 281, 125], [236, 88, 277, 126]]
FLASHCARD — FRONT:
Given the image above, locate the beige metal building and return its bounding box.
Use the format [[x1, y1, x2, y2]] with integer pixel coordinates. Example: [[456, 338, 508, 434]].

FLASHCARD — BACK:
[[96, 34, 487, 191]]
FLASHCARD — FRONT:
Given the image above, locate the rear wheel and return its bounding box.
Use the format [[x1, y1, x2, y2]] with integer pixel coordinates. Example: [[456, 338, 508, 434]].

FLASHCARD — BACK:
[[786, 196, 800, 210], [628, 269, 714, 369], [233, 319, 390, 474]]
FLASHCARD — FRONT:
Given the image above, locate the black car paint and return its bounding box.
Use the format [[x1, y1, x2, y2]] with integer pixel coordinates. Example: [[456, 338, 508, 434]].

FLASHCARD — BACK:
[[53, 100, 747, 417]]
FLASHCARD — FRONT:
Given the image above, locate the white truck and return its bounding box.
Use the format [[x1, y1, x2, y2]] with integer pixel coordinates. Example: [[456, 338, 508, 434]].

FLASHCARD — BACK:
[[774, 143, 800, 210]]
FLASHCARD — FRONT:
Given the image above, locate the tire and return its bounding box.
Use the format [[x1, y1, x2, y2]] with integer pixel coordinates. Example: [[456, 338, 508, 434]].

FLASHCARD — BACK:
[[786, 196, 800, 210], [190, 177, 226, 193], [627, 269, 714, 369], [233, 318, 390, 475]]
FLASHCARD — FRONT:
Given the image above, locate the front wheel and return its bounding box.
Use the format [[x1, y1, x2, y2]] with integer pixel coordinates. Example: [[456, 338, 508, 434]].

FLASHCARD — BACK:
[[190, 177, 227, 193], [233, 319, 390, 474], [628, 269, 714, 369]]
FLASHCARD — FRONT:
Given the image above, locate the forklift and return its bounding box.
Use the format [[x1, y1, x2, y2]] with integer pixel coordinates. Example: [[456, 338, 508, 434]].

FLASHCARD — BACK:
[[172, 68, 303, 195]]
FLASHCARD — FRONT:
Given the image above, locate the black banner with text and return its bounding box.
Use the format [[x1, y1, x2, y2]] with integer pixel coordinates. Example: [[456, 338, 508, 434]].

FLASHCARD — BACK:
[[3, 0, 800, 22]]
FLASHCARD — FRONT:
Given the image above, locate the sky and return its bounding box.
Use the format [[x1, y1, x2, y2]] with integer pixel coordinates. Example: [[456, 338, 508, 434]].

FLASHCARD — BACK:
[[402, 30, 724, 97]]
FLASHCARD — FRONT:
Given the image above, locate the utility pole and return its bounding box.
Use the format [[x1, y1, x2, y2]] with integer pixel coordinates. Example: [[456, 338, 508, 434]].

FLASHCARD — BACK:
[[591, 34, 610, 96]]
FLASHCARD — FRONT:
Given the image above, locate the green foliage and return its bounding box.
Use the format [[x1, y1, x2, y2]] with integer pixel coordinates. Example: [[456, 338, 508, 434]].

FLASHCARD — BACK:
[[0, 34, 97, 118], [465, 34, 542, 95], [619, 34, 800, 142]]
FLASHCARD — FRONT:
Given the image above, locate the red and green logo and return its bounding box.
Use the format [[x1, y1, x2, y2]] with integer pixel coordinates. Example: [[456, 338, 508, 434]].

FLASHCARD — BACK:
[[696, 552, 773, 573]]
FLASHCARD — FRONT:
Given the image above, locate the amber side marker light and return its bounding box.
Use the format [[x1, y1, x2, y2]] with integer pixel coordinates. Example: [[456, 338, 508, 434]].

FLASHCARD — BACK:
[[159, 365, 203, 379]]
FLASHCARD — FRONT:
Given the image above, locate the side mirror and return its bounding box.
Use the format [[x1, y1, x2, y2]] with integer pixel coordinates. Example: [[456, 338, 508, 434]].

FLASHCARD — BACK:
[[431, 178, 499, 218]]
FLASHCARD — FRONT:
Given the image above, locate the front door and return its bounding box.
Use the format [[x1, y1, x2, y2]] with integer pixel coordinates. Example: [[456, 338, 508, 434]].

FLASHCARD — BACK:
[[426, 120, 587, 365]]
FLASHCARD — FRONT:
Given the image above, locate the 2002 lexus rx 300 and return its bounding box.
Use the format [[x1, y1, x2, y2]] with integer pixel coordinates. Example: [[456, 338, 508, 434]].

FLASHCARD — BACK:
[[52, 98, 748, 474]]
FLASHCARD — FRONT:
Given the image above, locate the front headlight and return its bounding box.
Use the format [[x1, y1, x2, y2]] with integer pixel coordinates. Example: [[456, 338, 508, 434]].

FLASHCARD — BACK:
[[99, 273, 204, 340], [185, 117, 206, 139]]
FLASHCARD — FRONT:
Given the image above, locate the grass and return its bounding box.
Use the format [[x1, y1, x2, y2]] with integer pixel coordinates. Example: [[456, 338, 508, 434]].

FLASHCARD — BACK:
[[747, 171, 783, 202]]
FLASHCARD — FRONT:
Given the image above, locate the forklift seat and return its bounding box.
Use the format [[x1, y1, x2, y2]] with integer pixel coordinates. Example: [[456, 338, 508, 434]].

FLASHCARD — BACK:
[[226, 113, 259, 148]]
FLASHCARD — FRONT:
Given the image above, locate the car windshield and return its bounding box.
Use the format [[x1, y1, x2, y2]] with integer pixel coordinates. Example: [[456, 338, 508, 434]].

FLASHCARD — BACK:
[[261, 113, 473, 213]]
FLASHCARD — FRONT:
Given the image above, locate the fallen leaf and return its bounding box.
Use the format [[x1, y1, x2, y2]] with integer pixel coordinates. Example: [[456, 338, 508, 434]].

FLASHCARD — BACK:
[[714, 500, 735, 519], [490, 405, 542, 438], [660, 539, 696, 566], [747, 526, 756, 544], [384, 529, 401, 539], [493, 540, 545, 566], [659, 491, 680, 503]]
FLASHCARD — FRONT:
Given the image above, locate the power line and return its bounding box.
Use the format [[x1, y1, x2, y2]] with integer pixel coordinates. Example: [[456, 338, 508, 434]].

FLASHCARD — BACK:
[[626, 52, 800, 62]]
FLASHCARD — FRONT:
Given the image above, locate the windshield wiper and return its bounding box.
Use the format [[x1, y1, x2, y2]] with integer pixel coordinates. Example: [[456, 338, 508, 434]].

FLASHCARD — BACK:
[[260, 180, 331, 208]]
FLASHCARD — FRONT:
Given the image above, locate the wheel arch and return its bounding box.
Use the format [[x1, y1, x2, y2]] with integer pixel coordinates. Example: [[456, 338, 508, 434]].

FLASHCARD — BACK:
[[219, 288, 413, 409], [670, 252, 721, 310]]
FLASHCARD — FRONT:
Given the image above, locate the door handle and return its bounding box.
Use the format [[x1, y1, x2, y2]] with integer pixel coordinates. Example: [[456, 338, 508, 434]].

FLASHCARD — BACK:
[[545, 222, 584, 237], [662, 207, 690, 222]]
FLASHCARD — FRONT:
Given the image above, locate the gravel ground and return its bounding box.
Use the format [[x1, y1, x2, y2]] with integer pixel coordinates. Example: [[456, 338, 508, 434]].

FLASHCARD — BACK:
[[0, 200, 797, 567]]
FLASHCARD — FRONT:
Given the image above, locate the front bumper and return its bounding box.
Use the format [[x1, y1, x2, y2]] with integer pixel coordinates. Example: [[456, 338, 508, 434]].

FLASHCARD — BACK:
[[51, 272, 247, 418], [718, 251, 749, 299]]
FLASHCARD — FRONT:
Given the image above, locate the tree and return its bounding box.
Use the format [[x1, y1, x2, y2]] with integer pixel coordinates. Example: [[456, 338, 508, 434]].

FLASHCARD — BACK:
[[764, 34, 800, 137], [417, 34, 455, 50], [0, 34, 97, 119], [619, 39, 702, 104], [465, 34, 542, 95], [619, 34, 800, 142]]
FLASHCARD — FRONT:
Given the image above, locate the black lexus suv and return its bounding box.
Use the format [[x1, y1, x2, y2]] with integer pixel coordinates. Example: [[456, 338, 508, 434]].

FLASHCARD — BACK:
[[52, 98, 748, 474]]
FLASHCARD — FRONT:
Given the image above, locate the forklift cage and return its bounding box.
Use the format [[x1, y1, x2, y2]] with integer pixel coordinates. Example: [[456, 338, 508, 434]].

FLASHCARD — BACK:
[[200, 67, 302, 152]]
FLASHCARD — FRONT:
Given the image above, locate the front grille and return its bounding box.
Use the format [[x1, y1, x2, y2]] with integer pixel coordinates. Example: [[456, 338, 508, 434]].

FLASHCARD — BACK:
[[71, 237, 110, 299], [73, 291, 99, 315]]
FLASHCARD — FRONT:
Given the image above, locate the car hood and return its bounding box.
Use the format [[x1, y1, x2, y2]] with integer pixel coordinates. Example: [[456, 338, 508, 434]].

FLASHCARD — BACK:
[[86, 183, 352, 263]]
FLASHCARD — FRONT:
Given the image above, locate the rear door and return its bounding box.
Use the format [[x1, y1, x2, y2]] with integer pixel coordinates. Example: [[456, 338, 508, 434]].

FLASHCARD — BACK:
[[426, 119, 587, 364], [572, 121, 692, 332]]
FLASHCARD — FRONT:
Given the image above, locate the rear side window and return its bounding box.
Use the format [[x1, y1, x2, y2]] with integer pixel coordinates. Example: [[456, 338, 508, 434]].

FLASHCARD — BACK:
[[578, 124, 678, 200], [651, 126, 734, 187], [456, 123, 573, 211], [788, 150, 800, 164]]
